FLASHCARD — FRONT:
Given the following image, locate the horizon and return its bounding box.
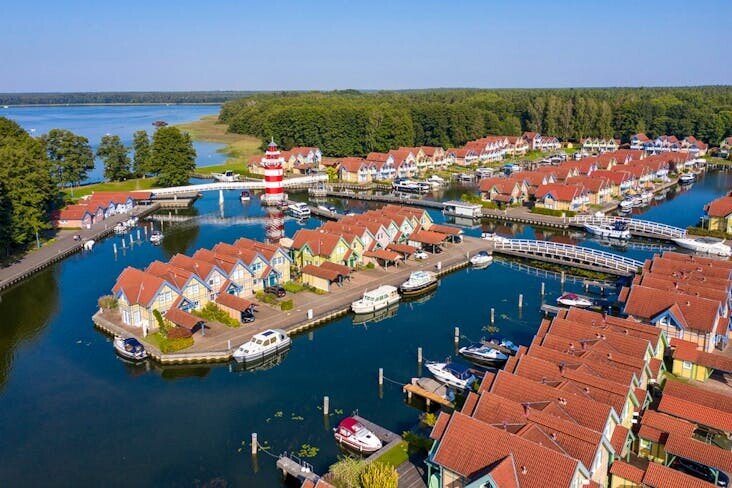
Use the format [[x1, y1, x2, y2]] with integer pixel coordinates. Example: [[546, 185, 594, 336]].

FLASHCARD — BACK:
[[3, 0, 731, 92]]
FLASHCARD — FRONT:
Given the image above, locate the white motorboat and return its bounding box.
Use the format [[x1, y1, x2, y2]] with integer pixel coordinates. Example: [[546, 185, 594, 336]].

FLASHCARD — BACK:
[[484, 338, 520, 355], [334, 417, 383, 453], [672, 237, 731, 257], [556, 292, 593, 308], [399, 271, 438, 297], [240, 190, 251, 201], [149, 230, 164, 245], [640, 191, 653, 203], [211, 170, 240, 182], [351, 285, 400, 314], [470, 251, 493, 266], [619, 199, 635, 210], [426, 175, 447, 187], [317, 204, 337, 214], [392, 179, 429, 193], [458, 343, 509, 366], [583, 221, 631, 240], [679, 173, 695, 184], [114, 223, 127, 234], [233, 329, 291, 362], [481, 232, 510, 243], [113, 336, 148, 361], [425, 360, 477, 390], [287, 202, 311, 218]]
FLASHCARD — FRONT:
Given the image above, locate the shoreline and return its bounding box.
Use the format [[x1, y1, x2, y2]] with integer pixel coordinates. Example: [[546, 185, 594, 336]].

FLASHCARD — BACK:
[[0, 102, 224, 108]]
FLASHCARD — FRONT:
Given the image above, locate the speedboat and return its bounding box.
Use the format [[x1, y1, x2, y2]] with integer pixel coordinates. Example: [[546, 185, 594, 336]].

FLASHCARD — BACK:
[[672, 237, 731, 257], [458, 343, 509, 366], [240, 190, 251, 201], [619, 199, 634, 210], [470, 251, 493, 266], [484, 338, 520, 355], [425, 360, 477, 390], [333, 417, 383, 453], [556, 292, 593, 308], [399, 270, 438, 296], [150, 230, 164, 245], [426, 175, 447, 187], [481, 232, 510, 243], [212, 170, 240, 182], [679, 173, 695, 184], [287, 202, 311, 218], [583, 221, 631, 240], [317, 204, 337, 214], [233, 329, 291, 362], [392, 179, 428, 193], [113, 336, 148, 361], [351, 285, 400, 314]]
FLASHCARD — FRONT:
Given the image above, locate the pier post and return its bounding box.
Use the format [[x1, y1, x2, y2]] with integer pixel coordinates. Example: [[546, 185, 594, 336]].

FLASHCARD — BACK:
[[378, 368, 384, 386], [129, 234, 133, 247], [323, 396, 329, 416], [113, 243, 117, 255], [491, 308, 495, 325], [518, 294, 523, 309], [122, 239, 126, 249], [144, 226, 148, 237], [219, 189, 224, 205], [417, 347, 423, 364], [560, 271, 565, 284], [251, 433, 258, 455], [137, 229, 141, 241], [307, 309, 313, 320], [454, 327, 460, 345], [541, 282, 545, 295], [437, 261, 442, 271], [227, 339, 231, 350]]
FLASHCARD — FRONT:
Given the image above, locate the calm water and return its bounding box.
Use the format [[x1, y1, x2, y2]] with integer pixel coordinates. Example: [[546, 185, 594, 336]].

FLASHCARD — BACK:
[[0, 172, 729, 487], [1, 105, 226, 182]]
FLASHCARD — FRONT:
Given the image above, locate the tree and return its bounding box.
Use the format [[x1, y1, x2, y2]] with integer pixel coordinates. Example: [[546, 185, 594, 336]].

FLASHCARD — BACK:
[[97, 135, 131, 181], [132, 130, 152, 176], [151, 126, 197, 187], [41, 129, 94, 190]]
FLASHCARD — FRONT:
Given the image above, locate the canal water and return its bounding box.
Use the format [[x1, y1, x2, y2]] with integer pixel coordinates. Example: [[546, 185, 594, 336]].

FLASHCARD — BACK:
[[0, 171, 728, 487], [1, 105, 225, 182]]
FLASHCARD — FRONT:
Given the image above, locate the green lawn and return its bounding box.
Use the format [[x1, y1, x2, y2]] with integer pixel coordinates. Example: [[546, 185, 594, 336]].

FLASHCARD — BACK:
[[376, 441, 409, 468], [144, 331, 194, 353], [64, 177, 159, 199]]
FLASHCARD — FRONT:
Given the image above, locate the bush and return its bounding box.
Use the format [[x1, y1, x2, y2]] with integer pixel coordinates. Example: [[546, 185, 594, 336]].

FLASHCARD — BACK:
[[98, 295, 118, 310], [283, 281, 307, 293], [687, 226, 732, 239], [422, 412, 438, 427], [191, 302, 240, 327], [365, 262, 375, 269], [328, 457, 366, 488], [152, 309, 168, 333], [530, 207, 576, 217], [360, 462, 398, 488], [255, 291, 279, 305], [402, 431, 434, 454], [167, 327, 192, 339], [145, 331, 194, 353], [280, 299, 294, 311]]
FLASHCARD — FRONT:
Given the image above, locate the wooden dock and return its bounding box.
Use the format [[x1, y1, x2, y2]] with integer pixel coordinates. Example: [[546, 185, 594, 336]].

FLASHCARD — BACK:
[[275, 453, 321, 485], [403, 378, 454, 408]]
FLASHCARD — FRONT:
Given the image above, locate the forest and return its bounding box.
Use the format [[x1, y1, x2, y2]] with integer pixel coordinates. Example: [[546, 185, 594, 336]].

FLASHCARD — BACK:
[[219, 87, 732, 156], [0, 91, 257, 105]]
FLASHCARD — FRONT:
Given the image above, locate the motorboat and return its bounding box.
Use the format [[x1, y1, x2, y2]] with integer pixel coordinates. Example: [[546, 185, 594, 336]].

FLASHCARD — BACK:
[[426, 174, 447, 187], [458, 343, 509, 366], [240, 190, 251, 201], [149, 230, 164, 245], [287, 202, 311, 218], [351, 285, 400, 314], [619, 199, 634, 210], [351, 303, 399, 326], [679, 173, 695, 184], [398, 270, 438, 296], [212, 170, 240, 182], [672, 237, 731, 257], [232, 329, 291, 362], [425, 360, 477, 390], [113, 336, 148, 361], [640, 191, 653, 203], [484, 337, 520, 355], [317, 204, 337, 214], [114, 223, 127, 234], [583, 221, 631, 240], [556, 292, 593, 308], [481, 232, 510, 243], [654, 191, 667, 201], [333, 417, 383, 453], [125, 217, 139, 227], [392, 179, 429, 193], [470, 251, 493, 266]]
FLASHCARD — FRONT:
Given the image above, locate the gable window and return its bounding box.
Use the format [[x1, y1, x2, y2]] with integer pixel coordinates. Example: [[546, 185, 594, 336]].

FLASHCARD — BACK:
[[682, 360, 692, 370]]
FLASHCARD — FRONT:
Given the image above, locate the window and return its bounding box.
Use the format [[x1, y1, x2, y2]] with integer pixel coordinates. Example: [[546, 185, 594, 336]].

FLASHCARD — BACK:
[[189, 283, 199, 295], [682, 361, 692, 370], [122, 310, 130, 324]]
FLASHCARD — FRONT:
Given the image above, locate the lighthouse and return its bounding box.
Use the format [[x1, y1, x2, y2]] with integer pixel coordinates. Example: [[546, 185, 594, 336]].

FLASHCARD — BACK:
[[261, 139, 286, 206]]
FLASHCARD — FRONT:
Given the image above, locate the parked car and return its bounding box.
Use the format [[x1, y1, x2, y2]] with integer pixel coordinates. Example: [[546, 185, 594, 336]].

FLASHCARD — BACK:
[[670, 458, 729, 487], [242, 310, 255, 323], [414, 250, 428, 260], [264, 286, 286, 298]]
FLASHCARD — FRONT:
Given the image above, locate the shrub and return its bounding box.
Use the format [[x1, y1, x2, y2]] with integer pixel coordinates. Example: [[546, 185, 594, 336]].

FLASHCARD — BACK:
[[152, 309, 168, 334], [422, 412, 437, 427], [687, 226, 732, 239], [255, 291, 279, 305], [98, 295, 118, 310], [167, 327, 192, 339], [191, 302, 239, 327], [280, 299, 294, 311], [145, 331, 194, 353], [283, 281, 307, 293], [402, 431, 434, 453], [328, 457, 366, 488], [360, 462, 398, 488], [365, 262, 375, 269]]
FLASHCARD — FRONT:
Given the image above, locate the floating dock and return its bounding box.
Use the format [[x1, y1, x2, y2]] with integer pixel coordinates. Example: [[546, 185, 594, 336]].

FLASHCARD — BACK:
[[403, 377, 454, 408]]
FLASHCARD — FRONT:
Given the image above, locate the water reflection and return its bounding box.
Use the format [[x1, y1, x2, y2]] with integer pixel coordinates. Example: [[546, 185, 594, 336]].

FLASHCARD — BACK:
[[154, 207, 201, 258]]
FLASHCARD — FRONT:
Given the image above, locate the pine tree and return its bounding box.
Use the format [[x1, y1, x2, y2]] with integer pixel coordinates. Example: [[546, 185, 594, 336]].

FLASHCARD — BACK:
[[151, 127, 197, 187], [97, 135, 131, 181], [132, 130, 152, 177]]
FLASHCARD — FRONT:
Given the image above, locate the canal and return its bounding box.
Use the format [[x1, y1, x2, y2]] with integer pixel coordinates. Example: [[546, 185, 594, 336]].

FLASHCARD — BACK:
[[0, 171, 728, 486]]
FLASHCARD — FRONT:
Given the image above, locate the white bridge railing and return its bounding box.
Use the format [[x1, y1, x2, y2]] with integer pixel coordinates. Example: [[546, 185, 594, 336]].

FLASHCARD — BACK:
[[150, 175, 328, 196], [569, 215, 686, 239], [492, 239, 643, 274]]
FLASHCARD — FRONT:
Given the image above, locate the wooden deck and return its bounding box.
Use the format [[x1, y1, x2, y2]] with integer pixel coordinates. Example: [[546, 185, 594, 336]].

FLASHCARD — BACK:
[[403, 378, 454, 408]]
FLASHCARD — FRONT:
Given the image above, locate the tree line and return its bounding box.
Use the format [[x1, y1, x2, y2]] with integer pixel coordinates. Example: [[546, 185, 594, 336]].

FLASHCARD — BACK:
[[0, 117, 195, 254], [0, 91, 258, 105], [220, 87, 732, 156]]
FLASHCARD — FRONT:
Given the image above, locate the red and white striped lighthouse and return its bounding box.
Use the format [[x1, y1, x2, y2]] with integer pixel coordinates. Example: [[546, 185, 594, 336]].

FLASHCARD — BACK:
[[261, 139, 286, 205]]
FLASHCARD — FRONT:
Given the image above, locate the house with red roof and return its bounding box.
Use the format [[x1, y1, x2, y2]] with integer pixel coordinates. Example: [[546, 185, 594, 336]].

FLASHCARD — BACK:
[[51, 204, 97, 229], [535, 183, 589, 212], [479, 177, 528, 206], [169, 254, 229, 297], [592, 170, 635, 194], [290, 228, 357, 269], [630, 133, 651, 150], [581, 137, 620, 153], [338, 157, 374, 183], [112, 267, 182, 332], [388, 149, 417, 178], [720, 136, 732, 159], [566, 175, 613, 205], [703, 195, 732, 234], [213, 242, 279, 290], [280, 146, 321, 173], [145, 261, 212, 312], [191, 248, 255, 296], [506, 135, 530, 155]]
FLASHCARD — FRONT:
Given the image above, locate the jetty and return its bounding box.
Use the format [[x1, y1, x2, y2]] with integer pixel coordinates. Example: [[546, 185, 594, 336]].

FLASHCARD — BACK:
[[404, 377, 454, 408]]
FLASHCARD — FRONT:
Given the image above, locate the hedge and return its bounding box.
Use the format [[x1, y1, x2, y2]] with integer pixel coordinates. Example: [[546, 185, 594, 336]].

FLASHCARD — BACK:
[[530, 207, 576, 217]]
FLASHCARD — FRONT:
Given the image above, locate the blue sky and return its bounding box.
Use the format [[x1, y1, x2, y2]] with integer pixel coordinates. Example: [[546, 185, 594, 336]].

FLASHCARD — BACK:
[[2, 0, 731, 92]]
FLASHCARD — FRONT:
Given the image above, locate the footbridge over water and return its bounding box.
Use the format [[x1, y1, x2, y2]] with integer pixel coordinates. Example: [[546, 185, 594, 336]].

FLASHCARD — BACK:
[[568, 215, 686, 240], [489, 239, 643, 276], [148, 175, 328, 197]]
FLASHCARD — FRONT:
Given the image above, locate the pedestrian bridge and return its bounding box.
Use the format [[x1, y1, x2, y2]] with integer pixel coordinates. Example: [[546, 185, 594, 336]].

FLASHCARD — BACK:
[[568, 215, 686, 240], [149, 174, 328, 197], [490, 239, 643, 276]]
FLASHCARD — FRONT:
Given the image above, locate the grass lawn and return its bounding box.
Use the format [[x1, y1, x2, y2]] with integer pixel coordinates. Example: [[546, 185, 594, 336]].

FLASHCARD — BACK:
[[376, 441, 409, 468], [176, 115, 262, 174], [63, 177, 159, 199], [144, 331, 194, 353]]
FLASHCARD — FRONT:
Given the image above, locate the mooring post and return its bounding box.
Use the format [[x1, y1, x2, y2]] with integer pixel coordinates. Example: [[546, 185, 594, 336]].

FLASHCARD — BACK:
[[122, 239, 126, 249], [251, 433, 258, 455], [307, 309, 313, 320], [227, 339, 231, 350], [144, 225, 148, 237], [113, 243, 118, 255], [541, 282, 545, 295], [518, 294, 523, 309], [378, 368, 384, 386], [437, 261, 442, 271], [323, 396, 329, 416], [129, 234, 133, 246], [454, 327, 460, 345], [137, 229, 141, 241], [417, 347, 423, 364], [561, 271, 566, 284], [491, 308, 495, 324]]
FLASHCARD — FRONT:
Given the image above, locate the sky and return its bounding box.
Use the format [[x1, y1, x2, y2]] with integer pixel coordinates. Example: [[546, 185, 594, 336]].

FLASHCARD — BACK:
[[2, 0, 731, 92]]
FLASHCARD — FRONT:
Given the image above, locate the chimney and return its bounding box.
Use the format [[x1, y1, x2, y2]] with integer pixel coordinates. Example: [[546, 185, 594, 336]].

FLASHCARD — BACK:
[[521, 466, 528, 475]]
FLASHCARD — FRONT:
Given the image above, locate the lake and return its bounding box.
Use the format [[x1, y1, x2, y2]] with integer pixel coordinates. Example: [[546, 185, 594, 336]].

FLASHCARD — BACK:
[[0, 104, 225, 182], [0, 167, 728, 486]]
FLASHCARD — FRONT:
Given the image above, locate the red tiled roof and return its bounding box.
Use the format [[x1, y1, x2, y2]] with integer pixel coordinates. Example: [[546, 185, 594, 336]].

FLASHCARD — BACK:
[[638, 410, 696, 443], [624, 285, 722, 334], [338, 157, 369, 173], [706, 196, 732, 218], [363, 249, 402, 262], [430, 411, 451, 440], [386, 243, 417, 255], [610, 425, 629, 456], [609, 460, 645, 484], [112, 267, 170, 307], [164, 307, 203, 331], [291, 229, 345, 257], [672, 343, 732, 373], [658, 380, 732, 432], [535, 183, 585, 202], [54, 204, 95, 220], [408, 230, 446, 245], [302, 264, 340, 281], [429, 223, 462, 235], [215, 293, 254, 312], [664, 434, 732, 474], [642, 462, 718, 488]]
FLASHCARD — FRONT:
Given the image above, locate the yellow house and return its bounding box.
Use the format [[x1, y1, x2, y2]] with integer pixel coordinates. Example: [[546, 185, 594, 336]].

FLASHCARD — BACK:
[[670, 341, 732, 382], [291, 229, 357, 268], [233, 238, 293, 285], [213, 243, 274, 290], [192, 249, 255, 297], [145, 261, 212, 311], [112, 267, 181, 333], [635, 410, 696, 464], [703, 195, 732, 235]]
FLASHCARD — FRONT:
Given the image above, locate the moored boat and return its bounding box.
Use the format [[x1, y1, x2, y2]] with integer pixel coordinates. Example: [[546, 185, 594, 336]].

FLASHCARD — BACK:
[[113, 336, 148, 361], [470, 251, 493, 266], [425, 360, 477, 390], [113, 223, 127, 234], [481, 232, 510, 243], [672, 236, 731, 257], [233, 329, 291, 362], [583, 221, 631, 240], [556, 292, 593, 308], [240, 190, 251, 201], [211, 170, 240, 182], [333, 417, 383, 453], [399, 271, 438, 296], [352, 285, 400, 314], [458, 343, 509, 366], [287, 202, 311, 218], [484, 337, 520, 355], [679, 173, 695, 184], [150, 230, 164, 245]]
